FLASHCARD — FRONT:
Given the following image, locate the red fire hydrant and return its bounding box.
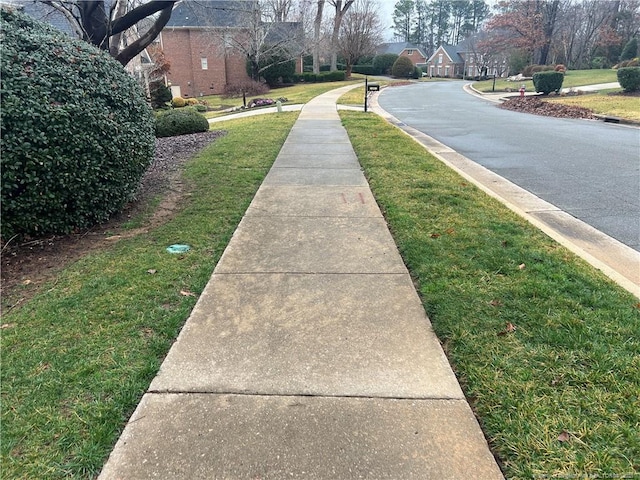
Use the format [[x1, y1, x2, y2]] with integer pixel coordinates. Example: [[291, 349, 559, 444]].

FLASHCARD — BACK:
[[519, 84, 526, 97]]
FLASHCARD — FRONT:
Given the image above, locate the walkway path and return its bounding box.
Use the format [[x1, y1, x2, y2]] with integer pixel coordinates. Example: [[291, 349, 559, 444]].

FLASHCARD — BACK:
[[99, 85, 504, 478]]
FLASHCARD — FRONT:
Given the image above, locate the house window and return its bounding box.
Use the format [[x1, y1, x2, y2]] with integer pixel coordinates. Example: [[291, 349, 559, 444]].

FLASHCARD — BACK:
[[407, 49, 414, 55], [438, 54, 443, 64], [201, 57, 208, 70]]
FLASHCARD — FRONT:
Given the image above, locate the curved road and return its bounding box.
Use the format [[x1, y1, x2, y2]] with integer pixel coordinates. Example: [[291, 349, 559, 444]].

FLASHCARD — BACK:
[[377, 81, 640, 252]]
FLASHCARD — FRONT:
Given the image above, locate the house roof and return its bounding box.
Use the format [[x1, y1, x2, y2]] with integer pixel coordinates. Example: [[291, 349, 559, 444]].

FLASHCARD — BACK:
[[377, 42, 426, 58], [166, 0, 257, 28], [7, 0, 78, 36], [427, 44, 463, 64]]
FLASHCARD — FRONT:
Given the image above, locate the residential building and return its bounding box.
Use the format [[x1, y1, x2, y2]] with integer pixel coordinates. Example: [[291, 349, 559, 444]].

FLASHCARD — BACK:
[[160, 0, 303, 98], [426, 36, 508, 79], [377, 42, 428, 70]]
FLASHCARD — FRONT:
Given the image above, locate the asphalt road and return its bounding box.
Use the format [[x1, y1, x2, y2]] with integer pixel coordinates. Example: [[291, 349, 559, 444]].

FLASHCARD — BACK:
[[377, 81, 640, 252]]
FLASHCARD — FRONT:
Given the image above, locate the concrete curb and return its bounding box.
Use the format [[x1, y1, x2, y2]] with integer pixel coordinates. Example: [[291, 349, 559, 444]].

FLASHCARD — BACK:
[[368, 89, 640, 299]]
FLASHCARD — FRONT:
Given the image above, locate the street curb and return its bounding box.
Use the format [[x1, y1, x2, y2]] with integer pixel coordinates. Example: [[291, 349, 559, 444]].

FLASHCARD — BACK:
[[367, 89, 640, 299]]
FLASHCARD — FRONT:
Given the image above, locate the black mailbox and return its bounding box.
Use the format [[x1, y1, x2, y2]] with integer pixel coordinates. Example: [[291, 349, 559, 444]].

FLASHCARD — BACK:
[[367, 83, 380, 92]]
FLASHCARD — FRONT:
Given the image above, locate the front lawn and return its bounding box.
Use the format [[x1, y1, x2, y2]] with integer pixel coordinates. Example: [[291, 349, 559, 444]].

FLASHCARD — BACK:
[[200, 78, 364, 117], [547, 92, 640, 122], [474, 68, 618, 93], [341, 110, 640, 479]]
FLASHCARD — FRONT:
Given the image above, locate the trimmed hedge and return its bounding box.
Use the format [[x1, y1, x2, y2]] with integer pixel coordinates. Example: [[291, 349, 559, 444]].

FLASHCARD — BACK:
[[292, 71, 346, 83], [0, 8, 155, 239], [352, 64, 376, 75], [533, 70, 564, 94], [617, 67, 640, 92], [155, 109, 210, 137]]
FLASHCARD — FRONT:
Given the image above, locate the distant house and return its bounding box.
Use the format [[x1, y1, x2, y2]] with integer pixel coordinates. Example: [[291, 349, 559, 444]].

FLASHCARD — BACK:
[[160, 0, 303, 98], [377, 42, 428, 70], [426, 36, 508, 78]]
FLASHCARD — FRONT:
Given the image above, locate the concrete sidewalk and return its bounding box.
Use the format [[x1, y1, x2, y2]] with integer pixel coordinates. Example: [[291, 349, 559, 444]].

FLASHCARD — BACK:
[[99, 85, 504, 479]]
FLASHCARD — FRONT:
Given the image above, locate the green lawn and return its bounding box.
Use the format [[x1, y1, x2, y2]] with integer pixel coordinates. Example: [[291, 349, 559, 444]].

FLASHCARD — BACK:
[[200, 78, 364, 117], [3, 87, 639, 479], [340, 111, 640, 479], [548, 92, 640, 122], [1, 113, 299, 479], [474, 68, 618, 93]]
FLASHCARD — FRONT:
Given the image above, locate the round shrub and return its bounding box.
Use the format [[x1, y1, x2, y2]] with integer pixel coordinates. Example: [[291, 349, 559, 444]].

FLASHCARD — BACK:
[[0, 7, 155, 239], [533, 70, 565, 94], [155, 109, 210, 137], [171, 96, 186, 107], [392, 56, 415, 78], [617, 67, 640, 92]]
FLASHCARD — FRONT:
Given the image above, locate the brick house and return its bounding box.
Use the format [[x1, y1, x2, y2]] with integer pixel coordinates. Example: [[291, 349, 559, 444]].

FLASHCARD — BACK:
[[160, 0, 303, 98], [377, 42, 428, 70], [426, 37, 508, 79]]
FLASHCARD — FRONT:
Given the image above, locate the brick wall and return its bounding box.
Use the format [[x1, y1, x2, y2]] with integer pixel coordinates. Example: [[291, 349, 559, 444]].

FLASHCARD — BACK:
[[400, 49, 427, 66], [161, 28, 252, 97]]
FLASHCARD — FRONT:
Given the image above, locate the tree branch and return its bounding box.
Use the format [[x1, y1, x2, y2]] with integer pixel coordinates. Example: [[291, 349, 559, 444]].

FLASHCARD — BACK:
[[110, 0, 176, 36], [115, 3, 174, 66]]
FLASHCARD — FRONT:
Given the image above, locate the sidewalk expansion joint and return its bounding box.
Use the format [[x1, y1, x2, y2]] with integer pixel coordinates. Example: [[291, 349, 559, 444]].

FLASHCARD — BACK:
[[146, 390, 465, 402], [211, 272, 410, 276]]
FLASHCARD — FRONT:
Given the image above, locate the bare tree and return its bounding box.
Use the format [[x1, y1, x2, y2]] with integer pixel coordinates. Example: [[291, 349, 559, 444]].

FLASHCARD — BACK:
[[338, 0, 383, 76], [328, 0, 355, 71], [194, 1, 303, 82], [262, 0, 294, 21], [26, 0, 177, 66]]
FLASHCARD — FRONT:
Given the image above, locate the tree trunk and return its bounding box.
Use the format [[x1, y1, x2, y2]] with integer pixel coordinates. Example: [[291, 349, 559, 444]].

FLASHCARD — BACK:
[[329, 0, 354, 71], [313, 0, 325, 74]]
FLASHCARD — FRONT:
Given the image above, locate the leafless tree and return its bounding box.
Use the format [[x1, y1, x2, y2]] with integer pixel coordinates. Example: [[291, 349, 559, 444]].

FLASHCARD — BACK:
[[337, 0, 383, 76]]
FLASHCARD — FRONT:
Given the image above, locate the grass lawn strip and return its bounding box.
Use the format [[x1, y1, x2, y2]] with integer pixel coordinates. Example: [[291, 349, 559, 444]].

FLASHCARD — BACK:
[[1, 113, 299, 479], [340, 111, 640, 479]]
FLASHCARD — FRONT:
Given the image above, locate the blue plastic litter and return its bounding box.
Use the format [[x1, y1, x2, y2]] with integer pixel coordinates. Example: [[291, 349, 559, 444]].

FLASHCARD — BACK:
[[166, 244, 191, 254]]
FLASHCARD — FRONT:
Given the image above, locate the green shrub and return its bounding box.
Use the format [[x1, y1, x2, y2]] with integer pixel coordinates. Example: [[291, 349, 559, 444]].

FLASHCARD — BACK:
[[0, 8, 155, 239], [532, 70, 564, 94], [391, 56, 415, 78], [257, 55, 296, 86], [620, 37, 638, 62], [292, 71, 345, 83], [373, 54, 398, 75], [155, 109, 209, 137], [617, 67, 640, 92], [149, 80, 172, 109], [352, 64, 376, 75]]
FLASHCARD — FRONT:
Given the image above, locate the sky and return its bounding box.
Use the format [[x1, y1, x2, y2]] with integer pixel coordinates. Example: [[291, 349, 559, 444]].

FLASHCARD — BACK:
[[376, 0, 501, 42]]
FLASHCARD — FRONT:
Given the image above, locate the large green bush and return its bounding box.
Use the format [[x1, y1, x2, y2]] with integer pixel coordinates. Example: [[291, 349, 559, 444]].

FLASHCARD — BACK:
[[617, 67, 640, 92], [391, 56, 415, 78], [373, 54, 398, 75], [0, 8, 155, 239], [255, 54, 296, 87], [532, 70, 564, 94], [155, 109, 210, 137]]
